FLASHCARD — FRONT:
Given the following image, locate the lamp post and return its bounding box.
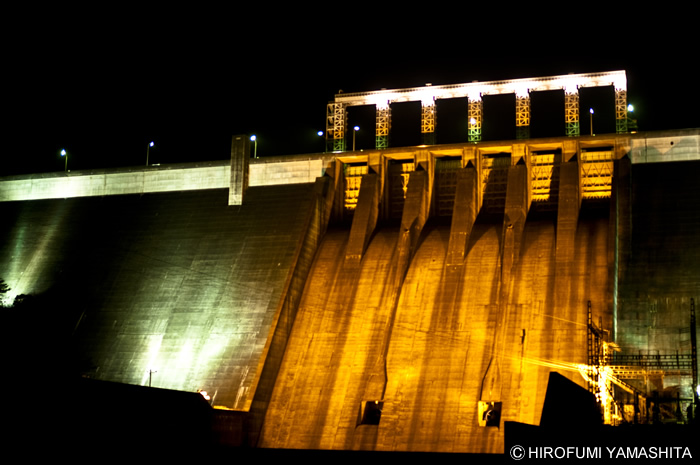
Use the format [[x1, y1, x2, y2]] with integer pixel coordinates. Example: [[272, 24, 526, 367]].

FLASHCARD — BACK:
[[627, 104, 638, 133], [250, 135, 257, 158], [60, 149, 68, 172], [146, 141, 155, 166], [147, 368, 157, 387], [352, 126, 360, 152], [317, 130, 325, 153], [146, 141, 156, 166], [589, 108, 594, 136]]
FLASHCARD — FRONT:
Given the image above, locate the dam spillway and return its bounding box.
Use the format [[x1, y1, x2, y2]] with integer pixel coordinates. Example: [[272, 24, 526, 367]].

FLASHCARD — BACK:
[[259, 206, 610, 452], [1, 130, 699, 452]]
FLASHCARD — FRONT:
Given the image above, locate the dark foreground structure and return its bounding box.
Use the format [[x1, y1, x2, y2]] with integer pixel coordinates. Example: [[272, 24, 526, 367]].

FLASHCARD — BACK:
[[2, 77, 699, 455]]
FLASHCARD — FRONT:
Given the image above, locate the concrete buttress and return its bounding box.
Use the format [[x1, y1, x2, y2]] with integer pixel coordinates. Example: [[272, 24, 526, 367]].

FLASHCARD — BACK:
[[446, 165, 480, 268]]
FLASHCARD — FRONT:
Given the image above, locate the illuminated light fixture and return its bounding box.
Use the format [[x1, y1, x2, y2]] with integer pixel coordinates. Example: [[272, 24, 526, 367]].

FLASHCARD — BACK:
[[317, 131, 326, 153], [60, 149, 68, 172], [416, 88, 436, 106], [146, 141, 155, 166], [352, 126, 360, 152], [250, 135, 257, 158], [626, 104, 638, 133], [589, 108, 594, 136], [198, 390, 211, 401], [512, 83, 531, 100]]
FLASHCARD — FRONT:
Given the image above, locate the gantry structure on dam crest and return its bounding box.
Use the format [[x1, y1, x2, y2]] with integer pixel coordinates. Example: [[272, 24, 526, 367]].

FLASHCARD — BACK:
[[326, 70, 629, 151]]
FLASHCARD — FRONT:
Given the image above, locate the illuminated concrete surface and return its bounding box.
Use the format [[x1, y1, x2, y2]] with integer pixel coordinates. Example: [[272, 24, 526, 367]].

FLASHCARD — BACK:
[[1, 129, 698, 452], [259, 209, 610, 453], [326, 71, 630, 149], [0, 185, 317, 412], [0, 155, 329, 202]]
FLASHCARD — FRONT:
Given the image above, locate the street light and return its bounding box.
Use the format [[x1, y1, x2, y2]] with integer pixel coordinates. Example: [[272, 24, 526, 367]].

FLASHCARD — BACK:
[[317, 130, 325, 153], [250, 135, 257, 158], [352, 126, 360, 151], [60, 149, 68, 172], [146, 141, 155, 166], [627, 104, 638, 133], [147, 368, 157, 387], [589, 108, 594, 136]]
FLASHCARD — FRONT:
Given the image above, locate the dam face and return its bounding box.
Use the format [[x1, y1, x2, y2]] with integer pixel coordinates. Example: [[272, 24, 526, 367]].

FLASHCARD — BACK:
[[1, 185, 317, 411], [259, 207, 610, 452], [1, 130, 698, 452]]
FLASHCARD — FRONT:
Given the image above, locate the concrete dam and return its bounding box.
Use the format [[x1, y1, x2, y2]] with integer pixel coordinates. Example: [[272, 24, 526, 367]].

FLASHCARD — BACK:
[[1, 129, 699, 453]]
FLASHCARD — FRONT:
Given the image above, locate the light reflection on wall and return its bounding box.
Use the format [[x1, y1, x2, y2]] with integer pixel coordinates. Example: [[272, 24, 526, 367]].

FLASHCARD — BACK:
[[140, 335, 164, 387], [1, 201, 69, 305]]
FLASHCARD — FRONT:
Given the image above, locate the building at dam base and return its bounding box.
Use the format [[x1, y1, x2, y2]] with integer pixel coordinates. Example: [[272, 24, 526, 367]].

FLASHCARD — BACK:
[[1, 129, 698, 452]]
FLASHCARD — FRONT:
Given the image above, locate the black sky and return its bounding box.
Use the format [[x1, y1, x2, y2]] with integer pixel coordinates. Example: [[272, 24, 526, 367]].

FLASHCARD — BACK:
[[5, 8, 698, 176]]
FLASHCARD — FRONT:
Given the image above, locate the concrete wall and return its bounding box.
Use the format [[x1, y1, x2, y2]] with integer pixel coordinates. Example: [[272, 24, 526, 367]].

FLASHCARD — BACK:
[[2, 129, 698, 451], [249, 158, 328, 187], [629, 130, 700, 164], [257, 134, 699, 452], [615, 160, 700, 401], [246, 176, 336, 446], [0, 185, 319, 417], [0, 156, 331, 202], [259, 209, 611, 453], [1, 130, 697, 203], [0, 164, 231, 201]]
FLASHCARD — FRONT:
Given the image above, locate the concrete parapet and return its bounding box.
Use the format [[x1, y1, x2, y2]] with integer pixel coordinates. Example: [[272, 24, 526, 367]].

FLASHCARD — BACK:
[[629, 130, 700, 164], [0, 160, 331, 203], [4, 130, 698, 205], [249, 159, 326, 186], [0, 164, 231, 202]]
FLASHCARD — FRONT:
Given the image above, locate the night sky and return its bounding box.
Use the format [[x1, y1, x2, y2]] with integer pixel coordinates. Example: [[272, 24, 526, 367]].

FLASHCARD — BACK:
[[5, 8, 698, 177]]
